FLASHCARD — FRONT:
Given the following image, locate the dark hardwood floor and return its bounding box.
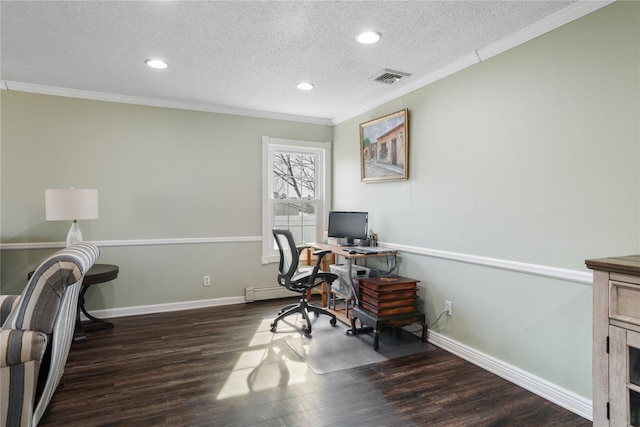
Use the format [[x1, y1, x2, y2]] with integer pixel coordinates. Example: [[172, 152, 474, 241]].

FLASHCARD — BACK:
[[40, 298, 591, 427]]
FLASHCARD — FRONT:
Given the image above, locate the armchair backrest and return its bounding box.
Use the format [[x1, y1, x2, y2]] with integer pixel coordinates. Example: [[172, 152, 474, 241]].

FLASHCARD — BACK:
[[3, 242, 100, 334]]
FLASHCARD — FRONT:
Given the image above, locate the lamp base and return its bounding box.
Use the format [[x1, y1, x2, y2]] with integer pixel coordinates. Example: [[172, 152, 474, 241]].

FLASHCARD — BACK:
[[66, 221, 83, 247]]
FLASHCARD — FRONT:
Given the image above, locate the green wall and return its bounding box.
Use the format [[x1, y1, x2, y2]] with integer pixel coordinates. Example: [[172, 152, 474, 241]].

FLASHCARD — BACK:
[[333, 1, 639, 400], [0, 92, 332, 304]]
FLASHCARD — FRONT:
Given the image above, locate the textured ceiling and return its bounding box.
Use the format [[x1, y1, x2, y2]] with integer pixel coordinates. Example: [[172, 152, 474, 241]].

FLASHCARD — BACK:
[[2, 1, 601, 124]]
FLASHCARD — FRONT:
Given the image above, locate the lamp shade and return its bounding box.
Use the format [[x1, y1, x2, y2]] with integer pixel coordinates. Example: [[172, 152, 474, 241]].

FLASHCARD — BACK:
[[45, 188, 99, 221]]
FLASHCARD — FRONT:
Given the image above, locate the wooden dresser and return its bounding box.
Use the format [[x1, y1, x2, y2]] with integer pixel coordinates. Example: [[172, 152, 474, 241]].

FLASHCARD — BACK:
[[586, 255, 640, 426]]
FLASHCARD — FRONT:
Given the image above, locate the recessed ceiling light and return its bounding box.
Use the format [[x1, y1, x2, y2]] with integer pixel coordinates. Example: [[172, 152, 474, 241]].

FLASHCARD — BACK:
[[356, 31, 381, 44], [297, 82, 314, 91], [145, 59, 168, 69]]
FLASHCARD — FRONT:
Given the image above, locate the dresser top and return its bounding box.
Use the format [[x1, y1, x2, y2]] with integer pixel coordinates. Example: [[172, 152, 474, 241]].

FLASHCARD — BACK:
[[585, 255, 640, 275]]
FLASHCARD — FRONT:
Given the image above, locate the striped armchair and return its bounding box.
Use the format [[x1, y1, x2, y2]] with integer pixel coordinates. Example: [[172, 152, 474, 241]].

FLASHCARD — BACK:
[[1, 242, 99, 427]]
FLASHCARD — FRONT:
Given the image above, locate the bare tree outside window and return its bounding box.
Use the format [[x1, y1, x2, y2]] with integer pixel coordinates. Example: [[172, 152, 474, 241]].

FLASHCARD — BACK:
[[273, 152, 316, 215], [272, 151, 318, 243]]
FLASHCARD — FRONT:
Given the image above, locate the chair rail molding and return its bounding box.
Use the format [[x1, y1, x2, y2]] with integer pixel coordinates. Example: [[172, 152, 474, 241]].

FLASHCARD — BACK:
[[0, 236, 262, 250], [2, 237, 591, 285], [382, 242, 592, 285]]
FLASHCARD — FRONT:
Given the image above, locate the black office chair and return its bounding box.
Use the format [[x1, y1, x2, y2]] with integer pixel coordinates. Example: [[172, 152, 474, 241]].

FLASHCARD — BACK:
[[271, 229, 338, 337]]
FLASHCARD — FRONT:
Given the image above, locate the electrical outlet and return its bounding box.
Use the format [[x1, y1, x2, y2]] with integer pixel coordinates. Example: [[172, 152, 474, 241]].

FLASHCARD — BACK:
[[445, 300, 452, 316], [203, 275, 211, 287]]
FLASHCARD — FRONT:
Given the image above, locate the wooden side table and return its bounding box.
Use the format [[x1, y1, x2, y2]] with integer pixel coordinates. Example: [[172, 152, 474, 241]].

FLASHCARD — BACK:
[[75, 264, 119, 343]]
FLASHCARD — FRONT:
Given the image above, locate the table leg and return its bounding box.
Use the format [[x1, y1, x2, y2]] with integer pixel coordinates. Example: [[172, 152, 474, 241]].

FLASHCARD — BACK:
[[346, 259, 361, 307], [73, 307, 86, 344], [305, 248, 313, 300], [421, 322, 428, 342], [347, 315, 373, 336], [321, 281, 328, 307], [349, 316, 359, 335], [78, 285, 114, 333]]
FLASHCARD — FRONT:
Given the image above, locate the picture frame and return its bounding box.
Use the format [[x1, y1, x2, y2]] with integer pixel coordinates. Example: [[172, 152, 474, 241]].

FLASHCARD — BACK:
[[360, 109, 409, 183]]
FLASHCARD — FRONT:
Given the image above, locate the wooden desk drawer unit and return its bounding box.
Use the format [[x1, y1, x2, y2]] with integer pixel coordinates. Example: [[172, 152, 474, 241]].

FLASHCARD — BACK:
[[610, 280, 640, 326], [358, 276, 419, 317]]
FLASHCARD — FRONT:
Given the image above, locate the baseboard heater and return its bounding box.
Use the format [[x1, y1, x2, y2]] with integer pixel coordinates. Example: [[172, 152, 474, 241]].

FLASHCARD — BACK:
[[245, 285, 299, 302]]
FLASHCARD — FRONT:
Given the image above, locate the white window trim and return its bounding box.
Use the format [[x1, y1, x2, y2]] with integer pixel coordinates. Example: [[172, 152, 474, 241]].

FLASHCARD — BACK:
[[262, 136, 332, 264]]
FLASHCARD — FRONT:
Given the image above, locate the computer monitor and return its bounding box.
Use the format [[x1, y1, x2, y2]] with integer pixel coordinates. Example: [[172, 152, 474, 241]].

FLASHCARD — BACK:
[[327, 211, 368, 246]]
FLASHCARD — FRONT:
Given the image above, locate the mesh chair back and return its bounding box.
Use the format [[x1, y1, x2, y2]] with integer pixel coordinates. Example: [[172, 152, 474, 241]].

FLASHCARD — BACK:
[[273, 229, 300, 288]]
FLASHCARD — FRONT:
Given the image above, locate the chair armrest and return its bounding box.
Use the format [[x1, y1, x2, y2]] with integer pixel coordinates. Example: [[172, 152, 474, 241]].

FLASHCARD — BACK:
[[312, 249, 331, 257], [0, 329, 48, 368], [307, 249, 335, 284], [295, 244, 311, 255], [1, 295, 21, 325]]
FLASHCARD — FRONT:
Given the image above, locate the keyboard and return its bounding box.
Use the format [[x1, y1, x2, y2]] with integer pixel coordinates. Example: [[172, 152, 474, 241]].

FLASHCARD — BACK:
[[351, 246, 395, 255]]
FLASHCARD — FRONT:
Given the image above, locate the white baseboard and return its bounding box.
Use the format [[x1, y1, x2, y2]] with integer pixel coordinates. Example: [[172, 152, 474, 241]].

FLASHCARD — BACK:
[[244, 285, 299, 302], [81, 295, 246, 320], [427, 330, 593, 421], [81, 286, 299, 320]]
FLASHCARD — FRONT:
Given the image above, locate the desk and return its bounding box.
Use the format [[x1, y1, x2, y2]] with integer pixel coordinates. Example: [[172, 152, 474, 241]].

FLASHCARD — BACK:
[[306, 242, 398, 324]]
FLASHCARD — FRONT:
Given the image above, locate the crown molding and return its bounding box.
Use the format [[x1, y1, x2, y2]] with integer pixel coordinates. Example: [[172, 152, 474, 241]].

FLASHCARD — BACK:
[[331, 0, 615, 125], [332, 52, 480, 125], [476, 0, 615, 61], [1, 80, 333, 126]]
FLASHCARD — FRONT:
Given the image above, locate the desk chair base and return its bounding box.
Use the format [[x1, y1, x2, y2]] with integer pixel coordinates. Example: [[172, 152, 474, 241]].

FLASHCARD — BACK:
[[270, 297, 337, 337]]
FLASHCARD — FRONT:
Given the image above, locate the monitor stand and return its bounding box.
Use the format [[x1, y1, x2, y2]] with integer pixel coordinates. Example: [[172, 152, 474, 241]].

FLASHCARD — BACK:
[[339, 238, 356, 246]]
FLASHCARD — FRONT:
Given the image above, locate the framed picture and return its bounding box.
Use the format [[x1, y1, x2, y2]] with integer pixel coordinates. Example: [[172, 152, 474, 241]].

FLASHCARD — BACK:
[[360, 109, 409, 183]]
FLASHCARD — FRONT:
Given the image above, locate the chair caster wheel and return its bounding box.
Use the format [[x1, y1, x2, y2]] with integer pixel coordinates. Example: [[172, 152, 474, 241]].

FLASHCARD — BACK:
[[304, 328, 312, 337], [270, 322, 277, 332], [330, 317, 337, 326]]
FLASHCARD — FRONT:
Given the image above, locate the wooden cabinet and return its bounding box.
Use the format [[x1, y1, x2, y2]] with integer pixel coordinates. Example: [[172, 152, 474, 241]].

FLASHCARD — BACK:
[[349, 276, 426, 351], [358, 276, 419, 316], [586, 255, 640, 426]]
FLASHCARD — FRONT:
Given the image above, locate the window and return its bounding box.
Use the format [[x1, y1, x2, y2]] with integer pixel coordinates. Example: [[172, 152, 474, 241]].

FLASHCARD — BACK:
[[262, 136, 331, 263]]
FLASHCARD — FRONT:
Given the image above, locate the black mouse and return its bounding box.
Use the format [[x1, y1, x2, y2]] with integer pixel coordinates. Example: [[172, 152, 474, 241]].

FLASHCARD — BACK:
[[348, 250, 357, 254]]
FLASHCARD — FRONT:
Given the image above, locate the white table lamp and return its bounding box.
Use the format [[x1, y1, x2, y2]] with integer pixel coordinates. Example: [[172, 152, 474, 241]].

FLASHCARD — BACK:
[[45, 188, 99, 246]]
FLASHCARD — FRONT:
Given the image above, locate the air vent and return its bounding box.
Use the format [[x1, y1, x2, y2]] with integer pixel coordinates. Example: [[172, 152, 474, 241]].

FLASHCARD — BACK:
[[372, 69, 411, 85]]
